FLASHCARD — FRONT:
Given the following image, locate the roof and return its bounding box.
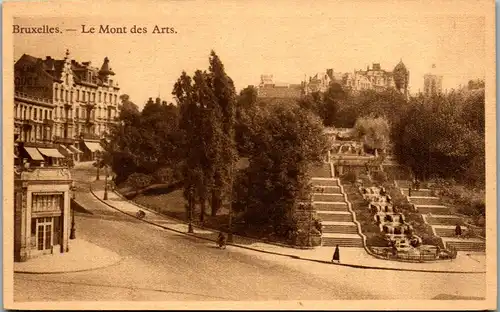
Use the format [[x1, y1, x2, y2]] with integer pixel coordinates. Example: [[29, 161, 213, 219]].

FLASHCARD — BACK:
[[15, 53, 116, 87]]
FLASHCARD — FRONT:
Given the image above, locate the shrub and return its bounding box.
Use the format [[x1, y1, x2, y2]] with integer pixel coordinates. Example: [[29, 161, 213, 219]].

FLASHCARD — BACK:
[[126, 173, 154, 195], [420, 234, 444, 248], [372, 170, 388, 184], [366, 233, 389, 247], [342, 171, 358, 184]]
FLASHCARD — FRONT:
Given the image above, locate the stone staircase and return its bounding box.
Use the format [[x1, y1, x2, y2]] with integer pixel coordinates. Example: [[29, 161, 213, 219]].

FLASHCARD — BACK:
[[310, 163, 364, 247], [395, 180, 485, 252]]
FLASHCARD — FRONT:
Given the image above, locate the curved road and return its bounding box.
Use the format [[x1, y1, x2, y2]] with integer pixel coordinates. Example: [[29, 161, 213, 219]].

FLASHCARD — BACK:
[[13, 166, 486, 301]]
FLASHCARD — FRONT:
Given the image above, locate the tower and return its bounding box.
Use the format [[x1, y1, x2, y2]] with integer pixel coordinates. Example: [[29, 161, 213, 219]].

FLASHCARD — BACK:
[[393, 59, 409, 98], [423, 64, 443, 96]]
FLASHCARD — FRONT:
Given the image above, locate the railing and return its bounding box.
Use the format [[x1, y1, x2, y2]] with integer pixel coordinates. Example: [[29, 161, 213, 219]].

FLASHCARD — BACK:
[[14, 92, 53, 105], [53, 136, 75, 144], [80, 132, 100, 140]]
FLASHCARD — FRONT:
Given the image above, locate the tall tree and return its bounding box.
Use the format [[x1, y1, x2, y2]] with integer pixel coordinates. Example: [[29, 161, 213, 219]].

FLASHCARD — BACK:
[[207, 51, 238, 216], [235, 102, 328, 234]]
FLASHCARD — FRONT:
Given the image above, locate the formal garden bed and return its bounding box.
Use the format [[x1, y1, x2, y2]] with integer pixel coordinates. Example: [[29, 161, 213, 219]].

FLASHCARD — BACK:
[[340, 170, 444, 249]]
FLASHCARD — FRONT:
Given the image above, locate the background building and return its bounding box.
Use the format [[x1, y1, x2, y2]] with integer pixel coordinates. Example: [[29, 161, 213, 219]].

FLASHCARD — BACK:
[[423, 64, 443, 96], [302, 61, 409, 96], [256, 74, 303, 99], [14, 49, 121, 163]]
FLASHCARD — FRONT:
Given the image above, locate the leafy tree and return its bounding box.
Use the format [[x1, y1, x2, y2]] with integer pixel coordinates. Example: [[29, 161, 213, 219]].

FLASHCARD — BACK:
[[235, 103, 328, 235], [298, 84, 345, 127], [105, 94, 181, 185], [207, 51, 238, 216], [353, 116, 390, 153], [392, 91, 484, 186], [126, 172, 153, 196]]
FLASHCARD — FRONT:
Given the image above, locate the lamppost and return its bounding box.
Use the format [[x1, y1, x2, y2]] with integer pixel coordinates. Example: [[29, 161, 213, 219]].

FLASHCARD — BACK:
[[104, 165, 109, 200], [227, 158, 249, 243], [96, 162, 100, 181], [70, 184, 76, 239]]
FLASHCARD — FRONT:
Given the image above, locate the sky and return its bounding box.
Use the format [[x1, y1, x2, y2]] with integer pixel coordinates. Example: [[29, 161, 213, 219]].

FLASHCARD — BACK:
[[12, 1, 486, 109]]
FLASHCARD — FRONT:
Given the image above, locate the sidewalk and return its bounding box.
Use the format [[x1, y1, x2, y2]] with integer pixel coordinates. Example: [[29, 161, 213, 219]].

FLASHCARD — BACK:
[[14, 239, 122, 274], [90, 181, 486, 274]]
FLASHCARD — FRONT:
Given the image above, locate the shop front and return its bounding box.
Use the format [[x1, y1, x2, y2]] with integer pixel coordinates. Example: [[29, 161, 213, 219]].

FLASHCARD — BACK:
[[14, 167, 72, 262]]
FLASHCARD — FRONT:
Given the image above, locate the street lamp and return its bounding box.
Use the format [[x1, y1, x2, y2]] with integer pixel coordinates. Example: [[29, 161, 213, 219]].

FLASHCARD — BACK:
[[70, 184, 76, 239], [104, 165, 109, 200], [227, 158, 249, 243], [96, 162, 100, 181], [187, 199, 194, 233]]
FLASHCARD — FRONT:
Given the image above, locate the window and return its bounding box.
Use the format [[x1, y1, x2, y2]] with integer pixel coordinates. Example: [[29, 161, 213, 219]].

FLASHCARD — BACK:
[[82, 92, 85, 102], [44, 110, 48, 120], [104, 92, 107, 102], [60, 89, 64, 100], [114, 94, 117, 104], [49, 111, 52, 120], [34, 108, 37, 120], [76, 90, 80, 101], [54, 87, 58, 101], [65, 90, 69, 101], [87, 92, 91, 102], [98, 92, 101, 102], [76, 108, 79, 119], [39, 109, 42, 120], [93, 93, 96, 102]]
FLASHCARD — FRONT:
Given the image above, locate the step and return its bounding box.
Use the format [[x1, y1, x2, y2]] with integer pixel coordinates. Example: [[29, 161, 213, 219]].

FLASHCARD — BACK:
[[321, 233, 364, 247], [400, 188, 434, 197], [442, 238, 486, 252], [395, 180, 412, 188], [410, 197, 442, 206], [312, 201, 348, 211], [317, 211, 353, 222], [426, 214, 463, 225], [322, 221, 359, 234], [309, 164, 333, 178], [312, 193, 345, 202], [415, 205, 451, 214], [312, 185, 341, 194], [433, 225, 468, 237], [311, 178, 339, 187]]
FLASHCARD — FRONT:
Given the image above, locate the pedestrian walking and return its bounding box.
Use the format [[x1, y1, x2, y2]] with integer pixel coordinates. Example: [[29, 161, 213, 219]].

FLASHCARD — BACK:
[[455, 224, 462, 238], [332, 245, 340, 263]]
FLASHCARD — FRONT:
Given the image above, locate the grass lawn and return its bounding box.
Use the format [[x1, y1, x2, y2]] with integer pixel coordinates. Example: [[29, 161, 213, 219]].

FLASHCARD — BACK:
[[130, 188, 292, 244]]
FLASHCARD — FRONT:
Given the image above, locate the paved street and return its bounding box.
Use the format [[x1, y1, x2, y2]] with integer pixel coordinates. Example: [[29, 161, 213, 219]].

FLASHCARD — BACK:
[[13, 165, 486, 301]]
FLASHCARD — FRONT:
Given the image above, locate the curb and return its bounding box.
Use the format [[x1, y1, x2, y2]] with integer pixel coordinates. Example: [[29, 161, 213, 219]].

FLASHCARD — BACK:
[[87, 182, 485, 274], [14, 257, 125, 275]]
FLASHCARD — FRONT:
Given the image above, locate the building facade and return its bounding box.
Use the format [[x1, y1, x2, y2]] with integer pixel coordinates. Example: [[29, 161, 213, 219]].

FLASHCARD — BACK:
[[302, 61, 409, 96], [423, 64, 443, 96], [343, 63, 396, 93], [14, 49, 121, 163], [256, 74, 303, 99], [14, 167, 73, 262]]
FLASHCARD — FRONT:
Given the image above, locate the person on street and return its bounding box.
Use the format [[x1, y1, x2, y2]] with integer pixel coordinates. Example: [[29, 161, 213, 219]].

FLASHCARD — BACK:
[[332, 245, 340, 263], [217, 232, 227, 249], [455, 224, 462, 238]]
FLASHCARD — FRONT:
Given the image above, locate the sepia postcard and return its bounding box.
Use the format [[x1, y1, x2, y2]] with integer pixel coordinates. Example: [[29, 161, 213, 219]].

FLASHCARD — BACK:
[[2, 0, 497, 310]]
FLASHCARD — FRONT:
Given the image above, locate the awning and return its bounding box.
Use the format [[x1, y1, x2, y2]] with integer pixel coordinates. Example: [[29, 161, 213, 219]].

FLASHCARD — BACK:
[[37, 148, 65, 158], [58, 145, 73, 156], [68, 145, 84, 154], [84, 141, 104, 152], [24, 147, 45, 161]]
